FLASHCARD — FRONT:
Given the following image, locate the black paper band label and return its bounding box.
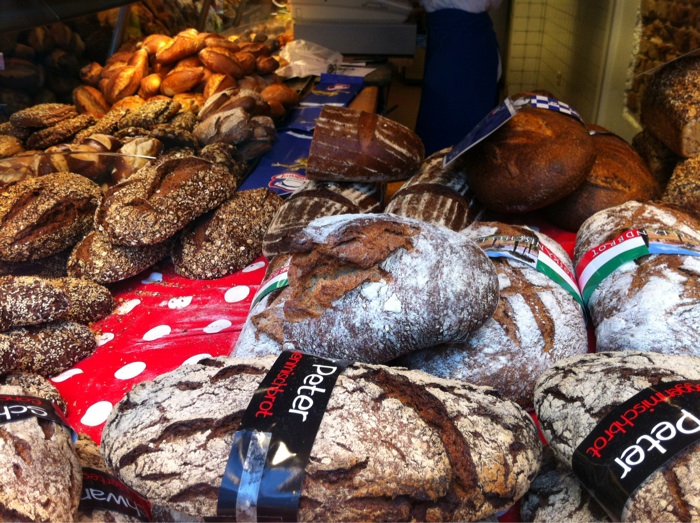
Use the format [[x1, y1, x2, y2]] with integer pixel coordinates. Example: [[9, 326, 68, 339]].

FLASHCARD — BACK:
[[80, 467, 152, 521], [217, 351, 351, 522], [572, 380, 700, 520], [0, 395, 77, 443]]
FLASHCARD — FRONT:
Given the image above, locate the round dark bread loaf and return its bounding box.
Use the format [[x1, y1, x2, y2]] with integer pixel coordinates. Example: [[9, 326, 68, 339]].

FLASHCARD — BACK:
[[0, 321, 96, 376], [463, 105, 595, 213], [397, 222, 588, 408], [0, 172, 102, 262], [0, 374, 81, 521], [100, 356, 542, 522], [544, 125, 661, 232], [534, 350, 700, 522], [232, 213, 499, 363], [173, 188, 283, 279], [306, 105, 425, 183], [663, 154, 700, 218], [574, 201, 700, 356]]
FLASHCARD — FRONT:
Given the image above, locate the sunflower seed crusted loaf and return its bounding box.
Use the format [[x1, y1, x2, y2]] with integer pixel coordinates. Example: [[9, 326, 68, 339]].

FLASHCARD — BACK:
[[101, 356, 542, 522], [534, 351, 700, 522]]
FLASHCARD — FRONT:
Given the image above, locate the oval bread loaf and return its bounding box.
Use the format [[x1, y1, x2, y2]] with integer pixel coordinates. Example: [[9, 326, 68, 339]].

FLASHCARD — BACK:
[[534, 350, 700, 522], [101, 356, 542, 522]]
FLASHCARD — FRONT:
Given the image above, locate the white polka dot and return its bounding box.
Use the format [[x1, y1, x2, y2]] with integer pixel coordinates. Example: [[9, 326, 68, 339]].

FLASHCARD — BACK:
[[168, 296, 193, 309], [224, 285, 250, 303], [95, 332, 115, 346], [143, 325, 171, 341], [115, 299, 141, 315], [181, 353, 212, 365], [203, 319, 232, 333], [80, 401, 113, 427], [242, 261, 266, 273], [114, 361, 147, 380], [141, 272, 163, 284], [50, 368, 84, 383]]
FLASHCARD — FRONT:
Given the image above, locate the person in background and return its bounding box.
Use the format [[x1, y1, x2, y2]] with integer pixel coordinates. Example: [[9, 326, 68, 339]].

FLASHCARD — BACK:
[[414, 0, 503, 156]]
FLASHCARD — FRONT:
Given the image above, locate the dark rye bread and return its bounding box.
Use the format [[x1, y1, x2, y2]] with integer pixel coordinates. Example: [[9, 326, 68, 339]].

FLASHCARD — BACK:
[[544, 125, 661, 232], [9, 102, 78, 128], [463, 105, 595, 213], [95, 147, 243, 246], [262, 179, 383, 258], [0, 172, 102, 262], [0, 248, 70, 278], [0, 275, 113, 330], [0, 374, 81, 521], [0, 321, 96, 376], [397, 222, 588, 408], [100, 356, 543, 522], [632, 129, 679, 188], [233, 213, 499, 363], [574, 201, 700, 356], [306, 105, 425, 183], [663, 154, 700, 217], [173, 188, 284, 279], [67, 230, 174, 284], [385, 147, 482, 231], [534, 351, 700, 522]]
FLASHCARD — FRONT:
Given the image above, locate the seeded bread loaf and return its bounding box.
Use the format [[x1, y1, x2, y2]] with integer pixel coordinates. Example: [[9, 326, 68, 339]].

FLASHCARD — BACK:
[[398, 222, 588, 408], [534, 350, 700, 522], [662, 154, 700, 217], [0, 374, 81, 521], [101, 356, 542, 522], [233, 213, 499, 363], [574, 201, 700, 356]]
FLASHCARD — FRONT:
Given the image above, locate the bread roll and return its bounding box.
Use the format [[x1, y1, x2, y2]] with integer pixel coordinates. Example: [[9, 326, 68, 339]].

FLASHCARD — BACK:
[[101, 355, 542, 522], [233, 213, 499, 363]]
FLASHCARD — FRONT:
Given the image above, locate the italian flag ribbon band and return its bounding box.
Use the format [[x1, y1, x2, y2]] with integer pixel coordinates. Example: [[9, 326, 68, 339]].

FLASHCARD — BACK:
[[252, 261, 291, 308]]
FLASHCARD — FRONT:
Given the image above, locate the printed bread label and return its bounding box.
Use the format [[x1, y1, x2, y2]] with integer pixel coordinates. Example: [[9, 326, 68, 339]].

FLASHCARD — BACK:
[[251, 258, 291, 307], [80, 467, 152, 521], [576, 228, 700, 303], [474, 234, 584, 309], [216, 351, 351, 522], [0, 394, 77, 443], [572, 380, 700, 521], [444, 95, 583, 167]]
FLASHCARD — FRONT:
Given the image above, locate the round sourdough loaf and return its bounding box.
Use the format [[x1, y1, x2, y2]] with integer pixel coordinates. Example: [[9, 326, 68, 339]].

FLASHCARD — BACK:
[[100, 356, 542, 522], [463, 104, 595, 213], [0, 374, 81, 521], [574, 201, 700, 356], [534, 350, 700, 522], [232, 213, 499, 363], [397, 222, 588, 408]]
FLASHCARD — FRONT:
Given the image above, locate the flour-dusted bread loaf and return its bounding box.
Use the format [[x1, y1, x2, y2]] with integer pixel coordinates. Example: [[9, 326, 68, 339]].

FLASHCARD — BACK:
[[463, 101, 595, 213], [232, 213, 499, 363], [545, 125, 661, 232], [100, 356, 542, 522], [0, 172, 102, 262], [306, 105, 425, 183], [574, 201, 700, 356], [397, 222, 588, 408], [262, 179, 383, 258], [534, 351, 700, 522], [385, 147, 482, 231], [663, 154, 700, 217], [0, 374, 82, 521], [641, 54, 700, 158]]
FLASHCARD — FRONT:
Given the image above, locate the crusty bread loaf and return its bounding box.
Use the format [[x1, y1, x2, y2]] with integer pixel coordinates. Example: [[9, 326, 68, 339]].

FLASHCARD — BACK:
[[262, 180, 383, 258], [173, 188, 283, 279], [10, 102, 78, 128], [641, 54, 700, 157], [385, 147, 482, 231], [101, 356, 542, 522], [574, 201, 700, 356], [463, 105, 595, 213], [544, 125, 661, 231], [632, 129, 679, 188], [662, 154, 700, 217], [0, 172, 102, 262], [306, 105, 425, 183], [534, 351, 700, 522], [398, 222, 588, 408], [26, 113, 96, 150], [0, 375, 82, 521], [233, 213, 499, 363]]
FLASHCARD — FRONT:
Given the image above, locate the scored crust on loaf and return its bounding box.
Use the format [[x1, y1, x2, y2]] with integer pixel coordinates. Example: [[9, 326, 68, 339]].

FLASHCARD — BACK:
[[100, 356, 542, 522]]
